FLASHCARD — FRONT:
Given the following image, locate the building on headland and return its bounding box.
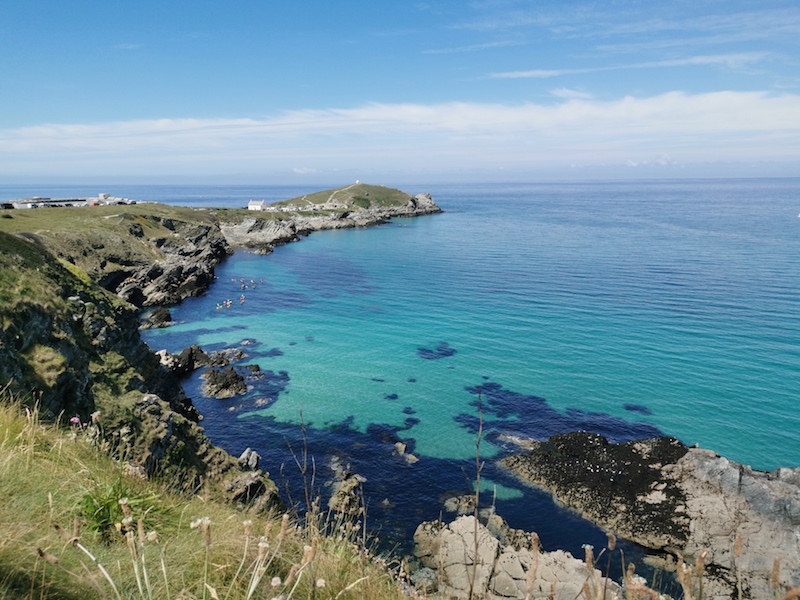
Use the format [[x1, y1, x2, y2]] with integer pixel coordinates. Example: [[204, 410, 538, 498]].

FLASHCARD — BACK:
[[8, 193, 137, 209], [247, 200, 267, 211]]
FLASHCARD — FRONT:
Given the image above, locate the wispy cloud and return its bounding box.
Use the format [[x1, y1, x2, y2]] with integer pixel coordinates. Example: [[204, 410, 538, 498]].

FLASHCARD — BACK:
[[1, 91, 798, 176], [422, 39, 524, 54], [490, 52, 772, 78], [549, 88, 593, 100]]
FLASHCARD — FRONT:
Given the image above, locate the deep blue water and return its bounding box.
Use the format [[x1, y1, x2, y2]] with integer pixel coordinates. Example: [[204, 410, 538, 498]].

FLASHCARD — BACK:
[[4, 179, 798, 581]]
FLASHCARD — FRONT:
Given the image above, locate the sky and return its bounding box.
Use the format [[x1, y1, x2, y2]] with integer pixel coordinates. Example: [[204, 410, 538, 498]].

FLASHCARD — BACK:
[[1, 0, 799, 184]]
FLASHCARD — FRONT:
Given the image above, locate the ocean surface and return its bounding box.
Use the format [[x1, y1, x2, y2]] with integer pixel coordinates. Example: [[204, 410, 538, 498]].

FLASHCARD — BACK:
[[4, 179, 799, 576]]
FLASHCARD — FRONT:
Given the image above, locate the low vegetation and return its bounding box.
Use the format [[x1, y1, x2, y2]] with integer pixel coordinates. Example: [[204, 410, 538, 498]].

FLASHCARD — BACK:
[[0, 389, 412, 600]]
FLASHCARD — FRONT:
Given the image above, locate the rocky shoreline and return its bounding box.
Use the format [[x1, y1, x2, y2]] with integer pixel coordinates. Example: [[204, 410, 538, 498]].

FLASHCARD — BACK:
[[122, 191, 442, 307], [501, 431, 800, 599], [5, 186, 799, 598]]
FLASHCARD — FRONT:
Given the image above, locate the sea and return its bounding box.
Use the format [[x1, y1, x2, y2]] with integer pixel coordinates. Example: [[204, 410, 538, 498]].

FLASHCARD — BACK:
[[3, 179, 799, 581]]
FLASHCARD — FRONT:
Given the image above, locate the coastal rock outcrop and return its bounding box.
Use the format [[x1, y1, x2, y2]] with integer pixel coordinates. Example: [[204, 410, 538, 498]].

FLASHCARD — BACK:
[[201, 366, 248, 398], [502, 432, 800, 598], [413, 512, 621, 599]]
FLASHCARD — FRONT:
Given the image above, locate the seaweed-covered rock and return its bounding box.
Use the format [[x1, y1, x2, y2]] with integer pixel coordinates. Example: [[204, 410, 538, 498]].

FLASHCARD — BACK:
[[503, 432, 689, 550], [502, 432, 800, 599]]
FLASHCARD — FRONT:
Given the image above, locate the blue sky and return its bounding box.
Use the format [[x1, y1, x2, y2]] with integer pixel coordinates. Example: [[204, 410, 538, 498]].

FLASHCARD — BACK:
[[1, 0, 798, 183]]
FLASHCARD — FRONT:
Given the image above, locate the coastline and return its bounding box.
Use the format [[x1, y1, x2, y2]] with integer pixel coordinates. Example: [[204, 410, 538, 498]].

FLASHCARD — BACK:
[[4, 181, 800, 597]]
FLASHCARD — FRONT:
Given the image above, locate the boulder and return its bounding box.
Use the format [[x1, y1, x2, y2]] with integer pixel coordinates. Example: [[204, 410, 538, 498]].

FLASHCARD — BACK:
[[201, 367, 247, 398], [413, 513, 621, 600]]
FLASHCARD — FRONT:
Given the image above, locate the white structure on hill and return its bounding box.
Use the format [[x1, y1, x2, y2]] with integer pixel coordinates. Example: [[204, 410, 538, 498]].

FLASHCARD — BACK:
[[248, 200, 266, 211]]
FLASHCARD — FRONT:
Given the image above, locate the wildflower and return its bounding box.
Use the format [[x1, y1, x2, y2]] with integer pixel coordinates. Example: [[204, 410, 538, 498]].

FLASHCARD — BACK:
[[315, 578, 326, 589], [271, 576, 281, 587], [69, 416, 80, 425], [146, 531, 158, 542]]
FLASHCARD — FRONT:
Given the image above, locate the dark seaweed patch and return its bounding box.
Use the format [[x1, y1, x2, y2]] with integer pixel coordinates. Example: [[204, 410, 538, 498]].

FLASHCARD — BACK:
[[385, 393, 399, 400], [407, 377, 417, 383], [460, 381, 665, 444], [417, 341, 456, 360], [624, 403, 653, 415], [402, 406, 416, 415], [263, 347, 284, 358]]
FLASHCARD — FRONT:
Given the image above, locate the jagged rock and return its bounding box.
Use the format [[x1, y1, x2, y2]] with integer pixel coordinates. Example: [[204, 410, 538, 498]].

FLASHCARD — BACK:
[[502, 432, 800, 599], [201, 367, 247, 398], [443, 494, 476, 515], [208, 347, 247, 366], [238, 447, 261, 471], [328, 456, 367, 517], [139, 306, 173, 329], [413, 514, 620, 599]]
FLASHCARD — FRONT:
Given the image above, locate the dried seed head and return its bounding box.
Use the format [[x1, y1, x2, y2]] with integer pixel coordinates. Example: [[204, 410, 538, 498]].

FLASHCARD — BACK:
[[772, 557, 781, 588], [277, 513, 289, 541], [203, 518, 212, 547], [121, 516, 133, 532], [284, 564, 300, 587], [118, 498, 132, 518], [695, 548, 709, 576], [257, 540, 269, 560], [146, 531, 158, 543], [243, 520, 252, 537], [315, 578, 326, 588], [271, 576, 281, 588], [137, 518, 145, 545], [72, 516, 81, 540], [735, 534, 743, 558], [582, 544, 594, 569], [606, 532, 616, 552], [37, 548, 59, 565], [53, 523, 73, 544]]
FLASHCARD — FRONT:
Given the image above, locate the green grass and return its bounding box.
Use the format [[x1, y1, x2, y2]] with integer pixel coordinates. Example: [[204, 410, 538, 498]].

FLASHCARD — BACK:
[[274, 183, 412, 209], [0, 389, 410, 600]]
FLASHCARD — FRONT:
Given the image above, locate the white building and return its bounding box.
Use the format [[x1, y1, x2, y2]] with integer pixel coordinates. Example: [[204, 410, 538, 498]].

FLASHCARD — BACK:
[[248, 200, 267, 211]]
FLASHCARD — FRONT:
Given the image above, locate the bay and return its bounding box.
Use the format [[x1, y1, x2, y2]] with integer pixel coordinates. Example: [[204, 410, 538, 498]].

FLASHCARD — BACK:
[[5, 178, 799, 577]]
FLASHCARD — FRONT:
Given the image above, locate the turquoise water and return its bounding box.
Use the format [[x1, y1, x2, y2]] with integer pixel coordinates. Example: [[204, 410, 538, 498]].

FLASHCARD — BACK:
[[6, 179, 798, 564]]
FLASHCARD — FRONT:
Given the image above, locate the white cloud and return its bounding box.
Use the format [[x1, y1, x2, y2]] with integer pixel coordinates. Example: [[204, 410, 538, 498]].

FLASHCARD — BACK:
[[549, 88, 593, 100], [1, 91, 798, 177], [490, 52, 772, 78]]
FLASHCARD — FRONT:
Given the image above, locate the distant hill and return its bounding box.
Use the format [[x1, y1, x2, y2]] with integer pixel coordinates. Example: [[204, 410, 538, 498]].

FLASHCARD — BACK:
[[271, 182, 420, 211]]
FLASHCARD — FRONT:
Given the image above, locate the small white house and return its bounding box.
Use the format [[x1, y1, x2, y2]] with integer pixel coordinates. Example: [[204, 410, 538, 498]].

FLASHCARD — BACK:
[[248, 200, 266, 211]]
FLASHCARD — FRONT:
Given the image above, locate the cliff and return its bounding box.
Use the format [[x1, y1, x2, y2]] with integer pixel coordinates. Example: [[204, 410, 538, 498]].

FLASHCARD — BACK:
[[0, 183, 440, 509], [0, 184, 441, 308]]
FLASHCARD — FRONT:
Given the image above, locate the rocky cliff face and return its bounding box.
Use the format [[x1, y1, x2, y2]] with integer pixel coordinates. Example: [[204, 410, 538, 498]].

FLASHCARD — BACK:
[[0, 231, 278, 510], [502, 432, 800, 599]]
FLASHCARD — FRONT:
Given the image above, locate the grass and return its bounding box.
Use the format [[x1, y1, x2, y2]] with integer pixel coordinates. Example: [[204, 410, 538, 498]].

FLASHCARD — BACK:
[[0, 388, 412, 600], [274, 184, 413, 210]]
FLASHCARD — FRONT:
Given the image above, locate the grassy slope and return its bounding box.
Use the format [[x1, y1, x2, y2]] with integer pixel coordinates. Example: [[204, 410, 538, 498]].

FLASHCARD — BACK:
[[272, 183, 412, 210], [0, 393, 407, 600]]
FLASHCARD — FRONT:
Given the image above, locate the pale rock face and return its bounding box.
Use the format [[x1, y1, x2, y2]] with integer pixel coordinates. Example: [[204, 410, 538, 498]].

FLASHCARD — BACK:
[[664, 448, 800, 599], [413, 514, 621, 600]]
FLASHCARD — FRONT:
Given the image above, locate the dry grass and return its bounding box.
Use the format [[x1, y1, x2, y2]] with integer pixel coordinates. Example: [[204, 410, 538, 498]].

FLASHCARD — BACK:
[[0, 389, 412, 600]]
